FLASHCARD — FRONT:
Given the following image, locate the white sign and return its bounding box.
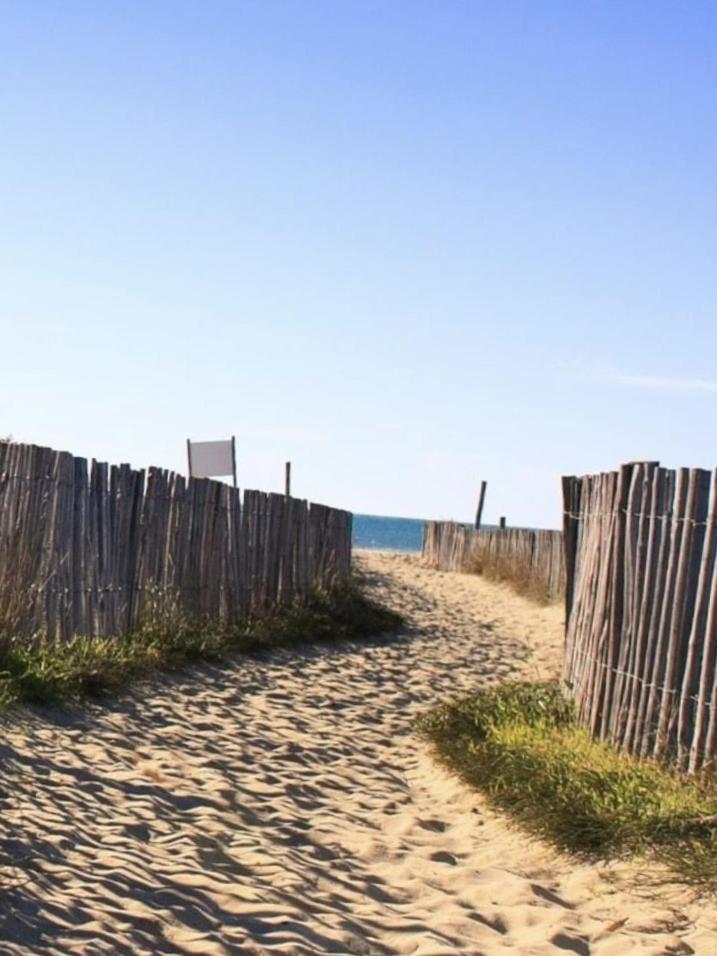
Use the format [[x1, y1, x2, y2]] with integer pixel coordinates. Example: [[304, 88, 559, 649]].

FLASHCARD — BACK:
[[187, 437, 236, 482]]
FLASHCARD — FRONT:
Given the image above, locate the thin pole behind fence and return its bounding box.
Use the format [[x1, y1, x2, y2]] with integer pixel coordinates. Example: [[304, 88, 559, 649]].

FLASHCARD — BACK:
[[475, 481, 487, 530]]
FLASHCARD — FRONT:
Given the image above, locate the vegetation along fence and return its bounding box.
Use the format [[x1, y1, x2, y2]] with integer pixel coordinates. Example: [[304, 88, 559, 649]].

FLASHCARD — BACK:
[[422, 521, 565, 602], [0, 441, 352, 641], [563, 461, 717, 771]]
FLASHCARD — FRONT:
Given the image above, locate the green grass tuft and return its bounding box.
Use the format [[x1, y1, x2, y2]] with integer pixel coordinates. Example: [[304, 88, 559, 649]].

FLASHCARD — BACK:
[[0, 581, 403, 710], [417, 680, 717, 889]]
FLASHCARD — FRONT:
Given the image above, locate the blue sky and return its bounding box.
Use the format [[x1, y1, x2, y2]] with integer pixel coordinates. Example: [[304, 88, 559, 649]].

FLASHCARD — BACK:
[[1, 1, 715, 527]]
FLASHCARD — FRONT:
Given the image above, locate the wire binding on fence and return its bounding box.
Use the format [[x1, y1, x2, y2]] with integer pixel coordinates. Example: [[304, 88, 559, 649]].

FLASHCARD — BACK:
[[568, 646, 717, 712], [563, 508, 715, 527]]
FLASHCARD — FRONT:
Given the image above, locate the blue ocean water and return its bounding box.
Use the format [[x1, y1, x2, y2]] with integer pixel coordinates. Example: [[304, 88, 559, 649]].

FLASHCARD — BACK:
[[352, 514, 427, 553]]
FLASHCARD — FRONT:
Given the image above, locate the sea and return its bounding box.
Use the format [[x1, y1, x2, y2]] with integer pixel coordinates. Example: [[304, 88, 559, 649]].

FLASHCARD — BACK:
[[352, 514, 427, 553]]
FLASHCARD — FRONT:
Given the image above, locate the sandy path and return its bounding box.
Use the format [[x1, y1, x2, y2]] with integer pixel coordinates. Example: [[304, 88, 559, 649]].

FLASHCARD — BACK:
[[0, 551, 714, 954]]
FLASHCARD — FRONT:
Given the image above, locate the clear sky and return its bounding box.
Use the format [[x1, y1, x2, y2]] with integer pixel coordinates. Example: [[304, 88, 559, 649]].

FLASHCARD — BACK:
[[1, 1, 715, 528]]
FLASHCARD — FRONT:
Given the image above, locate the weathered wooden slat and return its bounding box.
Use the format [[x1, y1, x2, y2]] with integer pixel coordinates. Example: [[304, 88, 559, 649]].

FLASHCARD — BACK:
[[621, 464, 663, 753]]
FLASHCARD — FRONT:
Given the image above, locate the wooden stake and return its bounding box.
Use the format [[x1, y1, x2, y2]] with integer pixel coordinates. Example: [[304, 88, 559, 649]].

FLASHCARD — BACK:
[[475, 481, 487, 530]]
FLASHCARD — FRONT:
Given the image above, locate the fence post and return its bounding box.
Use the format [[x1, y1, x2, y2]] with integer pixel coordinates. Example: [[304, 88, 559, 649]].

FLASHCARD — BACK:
[[475, 481, 487, 530]]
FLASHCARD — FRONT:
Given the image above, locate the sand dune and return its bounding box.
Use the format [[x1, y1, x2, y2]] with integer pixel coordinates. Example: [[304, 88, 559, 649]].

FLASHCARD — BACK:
[[0, 551, 714, 954]]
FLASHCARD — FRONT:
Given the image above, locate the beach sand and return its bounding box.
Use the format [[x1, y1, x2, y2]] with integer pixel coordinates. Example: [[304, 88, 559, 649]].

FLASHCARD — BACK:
[[0, 550, 714, 954]]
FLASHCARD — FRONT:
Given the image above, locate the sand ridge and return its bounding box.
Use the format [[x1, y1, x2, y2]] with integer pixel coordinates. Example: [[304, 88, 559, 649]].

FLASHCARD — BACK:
[[0, 551, 714, 954]]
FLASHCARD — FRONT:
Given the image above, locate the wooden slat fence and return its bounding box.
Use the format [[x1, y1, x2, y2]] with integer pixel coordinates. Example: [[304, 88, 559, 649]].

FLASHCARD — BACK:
[[0, 441, 352, 641], [422, 521, 565, 602], [563, 462, 717, 771]]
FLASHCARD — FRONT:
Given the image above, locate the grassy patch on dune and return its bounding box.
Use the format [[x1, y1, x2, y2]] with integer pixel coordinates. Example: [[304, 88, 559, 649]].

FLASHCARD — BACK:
[[466, 555, 560, 605], [417, 680, 717, 889], [0, 583, 403, 710]]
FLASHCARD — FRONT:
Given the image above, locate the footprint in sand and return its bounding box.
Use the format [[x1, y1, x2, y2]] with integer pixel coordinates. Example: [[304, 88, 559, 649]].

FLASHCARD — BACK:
[[418, 818, 446, 832], [430, 850, 457, 865]]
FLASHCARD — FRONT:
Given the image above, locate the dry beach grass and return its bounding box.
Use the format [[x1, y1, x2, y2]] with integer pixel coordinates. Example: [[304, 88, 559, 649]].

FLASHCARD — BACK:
[[0, 551, 715, 954]]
